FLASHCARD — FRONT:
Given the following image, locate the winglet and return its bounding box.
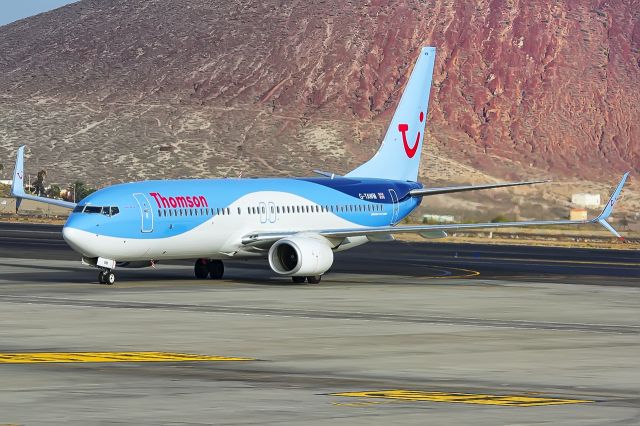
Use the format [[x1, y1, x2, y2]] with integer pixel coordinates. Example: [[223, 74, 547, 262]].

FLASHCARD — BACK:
[[11, 145, 27, 212], [591, 172, 629, 240]]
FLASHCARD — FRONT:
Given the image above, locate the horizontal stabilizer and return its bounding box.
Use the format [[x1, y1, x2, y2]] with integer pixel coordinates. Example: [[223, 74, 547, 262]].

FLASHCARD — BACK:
[[312, 170, 339, 179]]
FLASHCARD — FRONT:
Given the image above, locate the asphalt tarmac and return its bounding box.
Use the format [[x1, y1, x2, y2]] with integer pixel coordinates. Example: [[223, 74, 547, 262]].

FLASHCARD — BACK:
[[0, 222, 637, 283], [0, 222, 638, 424]]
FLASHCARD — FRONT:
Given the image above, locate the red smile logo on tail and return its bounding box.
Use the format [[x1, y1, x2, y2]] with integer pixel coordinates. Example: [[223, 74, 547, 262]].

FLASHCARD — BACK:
[[398, 111, 424, 158]]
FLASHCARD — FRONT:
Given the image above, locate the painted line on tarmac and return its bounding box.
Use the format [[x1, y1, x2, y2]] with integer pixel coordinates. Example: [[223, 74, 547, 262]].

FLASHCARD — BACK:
[[0, 351, 254, 364], [331, 390, 592, 407], [406, 264, 481, 279], [408, 256, 640, 268], [481, 257, 640, 267]]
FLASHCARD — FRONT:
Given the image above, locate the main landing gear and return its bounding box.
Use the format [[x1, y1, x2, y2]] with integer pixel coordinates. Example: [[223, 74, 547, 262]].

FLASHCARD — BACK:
[[291, 275, 322, 284], [98, 269, 116, 285], [195, 259, 225, 280]]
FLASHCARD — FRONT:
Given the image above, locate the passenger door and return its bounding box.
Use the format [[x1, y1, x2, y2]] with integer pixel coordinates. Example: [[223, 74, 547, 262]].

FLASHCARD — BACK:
[[133, 193, 154, 233]]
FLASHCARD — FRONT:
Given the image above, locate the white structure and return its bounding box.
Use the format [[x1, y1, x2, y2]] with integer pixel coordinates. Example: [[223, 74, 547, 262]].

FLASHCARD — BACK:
[[423, 214, 456, 223], [571, 193, 601, 208]]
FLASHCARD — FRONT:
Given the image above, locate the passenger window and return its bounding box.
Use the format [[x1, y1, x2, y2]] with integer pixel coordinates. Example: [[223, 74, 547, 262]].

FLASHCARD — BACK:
[[238, 207, 241, 215]]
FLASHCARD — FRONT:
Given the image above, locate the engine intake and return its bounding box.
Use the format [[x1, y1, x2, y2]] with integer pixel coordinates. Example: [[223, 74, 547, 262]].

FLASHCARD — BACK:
[[268, 236, 334, 276]]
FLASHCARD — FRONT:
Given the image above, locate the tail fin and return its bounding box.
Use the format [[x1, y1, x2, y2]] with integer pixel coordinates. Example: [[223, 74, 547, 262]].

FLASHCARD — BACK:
[[11, 145, 26, 212], [10, 145, 76, 211], [347, 46, 436, 182]]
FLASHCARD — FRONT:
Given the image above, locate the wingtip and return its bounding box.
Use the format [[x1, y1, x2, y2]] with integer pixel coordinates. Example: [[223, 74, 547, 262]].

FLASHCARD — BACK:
[[593, 173, 629, 238]]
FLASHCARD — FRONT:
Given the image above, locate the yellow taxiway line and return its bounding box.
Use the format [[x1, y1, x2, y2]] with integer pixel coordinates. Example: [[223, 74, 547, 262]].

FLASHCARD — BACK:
[[332, 390, 592, 407], [0, 352, 253, 363]]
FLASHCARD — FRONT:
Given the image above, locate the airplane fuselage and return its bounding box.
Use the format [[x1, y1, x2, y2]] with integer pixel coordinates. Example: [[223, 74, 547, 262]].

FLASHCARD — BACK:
[[62, 177, 423, 262]]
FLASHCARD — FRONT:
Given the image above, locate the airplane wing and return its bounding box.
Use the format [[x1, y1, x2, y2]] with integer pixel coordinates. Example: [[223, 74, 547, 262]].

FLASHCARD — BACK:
[[10, 145, 77, 212], [409, 179, 549, 197], [242, 173, 629, 246]]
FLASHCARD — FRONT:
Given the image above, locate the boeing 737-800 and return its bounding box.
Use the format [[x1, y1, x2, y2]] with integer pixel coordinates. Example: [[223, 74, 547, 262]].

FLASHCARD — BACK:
[[10, 47, 629, 285]]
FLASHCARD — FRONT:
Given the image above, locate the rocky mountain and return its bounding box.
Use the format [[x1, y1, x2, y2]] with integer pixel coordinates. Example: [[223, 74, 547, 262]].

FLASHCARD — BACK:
[[0, 0, 638, 219]]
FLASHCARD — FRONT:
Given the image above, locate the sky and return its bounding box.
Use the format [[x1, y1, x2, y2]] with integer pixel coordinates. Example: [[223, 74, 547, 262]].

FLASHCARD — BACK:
[[0, 0, 79, 27]]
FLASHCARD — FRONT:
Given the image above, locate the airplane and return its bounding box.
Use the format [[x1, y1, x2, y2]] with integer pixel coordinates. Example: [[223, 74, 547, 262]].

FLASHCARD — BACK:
[[9, 46, 629, 285]]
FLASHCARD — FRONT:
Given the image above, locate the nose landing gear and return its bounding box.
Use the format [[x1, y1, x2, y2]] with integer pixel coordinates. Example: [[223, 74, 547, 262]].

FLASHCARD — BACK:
[[98, 269, 116, 285], [194, 259, 225, 280]]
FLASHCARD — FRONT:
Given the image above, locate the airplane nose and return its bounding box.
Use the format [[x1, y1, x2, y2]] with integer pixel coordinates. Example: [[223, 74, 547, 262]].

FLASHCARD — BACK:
[[62, 226, 95, 257]]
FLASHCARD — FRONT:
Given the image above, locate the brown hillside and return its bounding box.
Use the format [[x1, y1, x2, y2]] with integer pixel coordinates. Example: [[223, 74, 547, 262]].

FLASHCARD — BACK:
[[0, 0, 638, 209]]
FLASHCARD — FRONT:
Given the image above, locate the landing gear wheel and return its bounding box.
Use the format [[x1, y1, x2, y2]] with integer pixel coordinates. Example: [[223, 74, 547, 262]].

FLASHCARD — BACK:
[[98, 270, 106, 284], [194, 259, 209, 279], [306, 275, 322, 284], [291, 276, 306, 284], [104, 271, 116, 285], [207, 260, 224, 279]]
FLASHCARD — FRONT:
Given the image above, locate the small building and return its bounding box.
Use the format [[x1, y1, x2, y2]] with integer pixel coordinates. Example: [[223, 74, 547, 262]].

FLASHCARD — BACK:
[[423, 214, 455, 224], [571, 193, 600, 208], [569, 208, 588, 221]]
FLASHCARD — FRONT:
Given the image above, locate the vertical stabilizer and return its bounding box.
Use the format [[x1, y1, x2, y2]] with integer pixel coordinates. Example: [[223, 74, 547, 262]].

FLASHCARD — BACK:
[[11, 145, 26, 212], [347, 47, 436, 182]]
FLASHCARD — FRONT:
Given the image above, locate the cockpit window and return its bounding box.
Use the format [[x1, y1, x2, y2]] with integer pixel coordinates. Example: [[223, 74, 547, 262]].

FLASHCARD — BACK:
[[74, 205, 120, 216]]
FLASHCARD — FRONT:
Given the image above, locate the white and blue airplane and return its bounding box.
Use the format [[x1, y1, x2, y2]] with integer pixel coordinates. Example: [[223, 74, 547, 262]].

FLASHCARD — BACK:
[[10, 47, 629, 285]]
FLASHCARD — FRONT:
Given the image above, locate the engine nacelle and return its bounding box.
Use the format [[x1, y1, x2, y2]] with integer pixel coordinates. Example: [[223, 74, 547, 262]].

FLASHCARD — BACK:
[[268, 235, 334, 276]]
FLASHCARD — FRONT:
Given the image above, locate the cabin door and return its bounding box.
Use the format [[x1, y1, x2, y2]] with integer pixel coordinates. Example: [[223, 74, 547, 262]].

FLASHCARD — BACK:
[[133, 193, 154, 233]]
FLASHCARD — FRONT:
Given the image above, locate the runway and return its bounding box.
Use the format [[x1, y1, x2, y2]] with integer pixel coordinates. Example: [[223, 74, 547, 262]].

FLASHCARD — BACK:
[[0, 222, 638, 424], [0, 222, 638, 283]]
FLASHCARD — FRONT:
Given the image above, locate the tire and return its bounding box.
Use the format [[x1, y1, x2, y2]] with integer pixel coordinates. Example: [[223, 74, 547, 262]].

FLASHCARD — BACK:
[[194, 260, 209, 279], [104, 271, 116, 285], [98, 271, 106, 284], [291, 276, 306, 284], [207, 260, 224, 279], [306, 275, 322, 284]]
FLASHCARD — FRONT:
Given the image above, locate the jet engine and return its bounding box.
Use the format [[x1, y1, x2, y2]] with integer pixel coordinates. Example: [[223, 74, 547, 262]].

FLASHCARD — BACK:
[[268, 235, 334, 276]]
